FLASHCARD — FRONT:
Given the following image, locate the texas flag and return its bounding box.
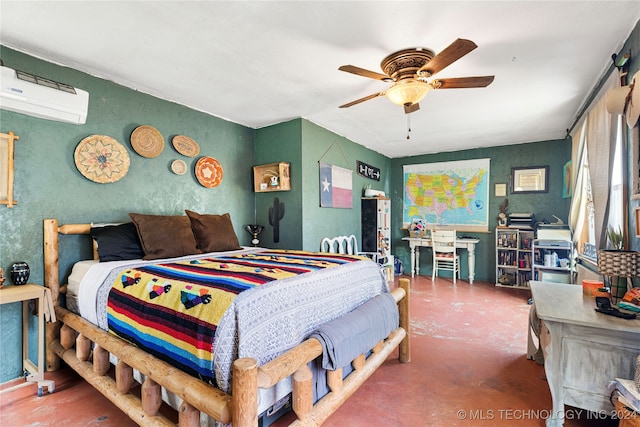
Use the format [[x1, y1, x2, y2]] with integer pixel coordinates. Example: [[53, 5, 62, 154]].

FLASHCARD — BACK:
[[320, 162, 353, 208]]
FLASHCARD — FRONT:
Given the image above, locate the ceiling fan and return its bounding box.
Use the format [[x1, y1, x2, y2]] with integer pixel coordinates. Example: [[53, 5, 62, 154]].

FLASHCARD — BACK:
[[338, 38, 495, 114]]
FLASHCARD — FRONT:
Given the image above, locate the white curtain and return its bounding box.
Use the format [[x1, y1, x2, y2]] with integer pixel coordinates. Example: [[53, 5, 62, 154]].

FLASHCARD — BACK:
[[568, 121, 588, 245], [587, 73, 619, 249], [569, 72, 619, 250]]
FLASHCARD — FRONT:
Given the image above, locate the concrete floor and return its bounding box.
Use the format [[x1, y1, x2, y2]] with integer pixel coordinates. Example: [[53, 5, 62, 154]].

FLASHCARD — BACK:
[[0, 275, 620, 426]]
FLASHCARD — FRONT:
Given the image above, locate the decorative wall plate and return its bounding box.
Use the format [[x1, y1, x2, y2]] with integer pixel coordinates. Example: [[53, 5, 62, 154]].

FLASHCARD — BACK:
[[195, 156, 223, 188], [171, 159, 187, 175], [172, 135, 200, 157], [130, 125, 164, 158], [74, 135, 130, 184]]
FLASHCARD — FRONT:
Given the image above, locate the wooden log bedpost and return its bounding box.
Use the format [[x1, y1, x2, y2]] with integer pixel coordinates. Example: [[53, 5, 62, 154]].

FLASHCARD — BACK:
[[398, 278, 411, 363], [44, 219, 93, 371], [232, 358, 258, 427], [44, 218, 61, 371], [292, 365, 313, 421]]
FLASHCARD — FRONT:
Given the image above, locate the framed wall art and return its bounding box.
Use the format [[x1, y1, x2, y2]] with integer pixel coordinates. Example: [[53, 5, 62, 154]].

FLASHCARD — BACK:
[[320, 162, 352, 208], [0, 131, 19, 208], [562, 160, 572, 198], [511, 166, 548, 194]]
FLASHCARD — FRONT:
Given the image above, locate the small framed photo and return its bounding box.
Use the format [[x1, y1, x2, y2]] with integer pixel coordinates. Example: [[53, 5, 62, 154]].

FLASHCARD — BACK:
[[495, 183, 507, 197], [511, 166, 549, 193]]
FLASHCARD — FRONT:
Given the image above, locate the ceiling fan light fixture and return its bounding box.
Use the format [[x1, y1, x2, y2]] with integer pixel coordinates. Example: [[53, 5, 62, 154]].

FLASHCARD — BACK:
[[385, 79, 430, 106]]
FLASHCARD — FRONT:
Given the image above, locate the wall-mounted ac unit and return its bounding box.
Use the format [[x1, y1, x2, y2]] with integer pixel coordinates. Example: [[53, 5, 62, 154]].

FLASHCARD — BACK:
[[0, 66, 89, 124]]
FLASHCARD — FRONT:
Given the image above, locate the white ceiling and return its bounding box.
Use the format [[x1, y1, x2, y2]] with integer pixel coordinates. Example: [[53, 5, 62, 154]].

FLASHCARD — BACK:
[[1, 1, 639, 158]]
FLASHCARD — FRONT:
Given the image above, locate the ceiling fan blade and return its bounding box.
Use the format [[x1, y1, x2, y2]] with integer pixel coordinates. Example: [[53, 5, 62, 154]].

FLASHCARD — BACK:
[[404, 103, 420, 114], [418, 38, 478, 76], [339, 65, 392, 81], [339, 92, 385, 108], [431, 76, 495, 89]]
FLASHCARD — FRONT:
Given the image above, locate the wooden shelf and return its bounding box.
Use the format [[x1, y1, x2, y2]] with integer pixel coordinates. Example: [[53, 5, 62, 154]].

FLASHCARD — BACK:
[[253, 162, 290, 192]]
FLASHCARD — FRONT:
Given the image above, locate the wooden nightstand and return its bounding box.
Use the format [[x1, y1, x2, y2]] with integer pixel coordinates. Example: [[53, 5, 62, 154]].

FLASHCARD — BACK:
[[0, 283, 56, 396]]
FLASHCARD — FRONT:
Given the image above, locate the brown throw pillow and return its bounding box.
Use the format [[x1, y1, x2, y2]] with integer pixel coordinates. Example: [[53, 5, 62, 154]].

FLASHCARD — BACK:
[[129, 213, 201, 260], [185, 210, 242, 253]]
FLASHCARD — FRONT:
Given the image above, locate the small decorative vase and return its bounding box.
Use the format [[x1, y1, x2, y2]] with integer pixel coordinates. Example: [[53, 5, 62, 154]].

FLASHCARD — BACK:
[[10, 262, 30, 285], [244, 224, 264, 247]]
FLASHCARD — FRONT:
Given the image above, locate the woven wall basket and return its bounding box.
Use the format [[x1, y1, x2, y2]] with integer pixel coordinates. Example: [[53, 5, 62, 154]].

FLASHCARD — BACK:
[[74, 135, 130, 184], [172, 135, 200, 157], [597, 250, 639, 277], [130, 125, 164, 158]]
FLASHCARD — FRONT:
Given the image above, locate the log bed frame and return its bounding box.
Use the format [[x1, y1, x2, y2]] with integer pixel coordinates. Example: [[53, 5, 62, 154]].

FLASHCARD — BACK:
[[43, 219, 411, 427]]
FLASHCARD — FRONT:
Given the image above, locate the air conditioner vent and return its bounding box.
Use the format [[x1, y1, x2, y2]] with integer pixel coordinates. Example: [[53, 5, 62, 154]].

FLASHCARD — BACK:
[[15, 69, 77, 94]]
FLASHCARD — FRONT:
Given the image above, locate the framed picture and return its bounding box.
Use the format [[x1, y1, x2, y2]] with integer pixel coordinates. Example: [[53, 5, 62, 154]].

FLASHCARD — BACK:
[[319, 162, 353, 208], [0, 131, 19, 208], [511, 166, 548, 194], [495, 183, 507, 197], [562, 160, 572, 198]]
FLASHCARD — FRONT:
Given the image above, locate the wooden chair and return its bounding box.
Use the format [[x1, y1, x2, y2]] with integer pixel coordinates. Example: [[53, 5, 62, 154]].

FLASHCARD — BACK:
[[431, 229, 460, 284], [320, 235, 359, 255]]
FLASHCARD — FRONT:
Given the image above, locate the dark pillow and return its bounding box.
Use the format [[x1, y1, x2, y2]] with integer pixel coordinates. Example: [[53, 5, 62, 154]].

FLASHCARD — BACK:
[[90, 222, 145, 262], [185, 210, 242, 253], [129, 213, 201, 260]]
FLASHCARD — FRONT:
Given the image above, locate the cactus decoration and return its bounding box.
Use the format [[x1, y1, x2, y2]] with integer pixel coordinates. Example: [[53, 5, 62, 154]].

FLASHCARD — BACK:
[[269, 197, 285, 243]]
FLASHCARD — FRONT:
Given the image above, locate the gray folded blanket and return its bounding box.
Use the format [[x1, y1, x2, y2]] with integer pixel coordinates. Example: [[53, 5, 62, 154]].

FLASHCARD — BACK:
[[309, 292, 399, 371]]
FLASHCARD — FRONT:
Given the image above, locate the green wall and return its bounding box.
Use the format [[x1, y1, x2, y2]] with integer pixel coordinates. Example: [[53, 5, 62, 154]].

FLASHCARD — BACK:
[[0, 47, 255, 382], [254, 119, 303, 249], [254, 119, 391, 252], [390, 139, 572, 282], [300, 120, 391, 251]]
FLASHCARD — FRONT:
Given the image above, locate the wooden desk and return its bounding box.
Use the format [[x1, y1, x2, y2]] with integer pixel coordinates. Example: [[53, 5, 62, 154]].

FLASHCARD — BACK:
[[402, 237, 480, 284], [530, 281, 640, 427], [0, 284, 56, 396]]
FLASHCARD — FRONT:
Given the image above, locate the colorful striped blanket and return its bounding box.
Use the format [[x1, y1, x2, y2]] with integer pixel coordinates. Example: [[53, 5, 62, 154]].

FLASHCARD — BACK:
[[106, 250, 367, 383]]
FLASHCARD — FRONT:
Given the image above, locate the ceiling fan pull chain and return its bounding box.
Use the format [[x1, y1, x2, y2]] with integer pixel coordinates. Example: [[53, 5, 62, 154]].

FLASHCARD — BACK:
[[406, 114, 411, 140]]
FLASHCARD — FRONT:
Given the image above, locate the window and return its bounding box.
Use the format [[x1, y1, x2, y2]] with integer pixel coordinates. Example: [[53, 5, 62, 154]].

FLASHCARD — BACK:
[[608, 116, 625, 239], [573, 125, 596, 260], [573, 102, 627, 260]]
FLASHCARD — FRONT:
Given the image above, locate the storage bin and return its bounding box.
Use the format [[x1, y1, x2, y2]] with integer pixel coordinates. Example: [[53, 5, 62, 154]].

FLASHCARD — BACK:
[[582, 279, 604, 297]]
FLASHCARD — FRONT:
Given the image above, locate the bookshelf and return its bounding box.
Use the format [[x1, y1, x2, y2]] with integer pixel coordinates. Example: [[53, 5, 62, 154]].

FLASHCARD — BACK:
[[495, 227, 534, 288]]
